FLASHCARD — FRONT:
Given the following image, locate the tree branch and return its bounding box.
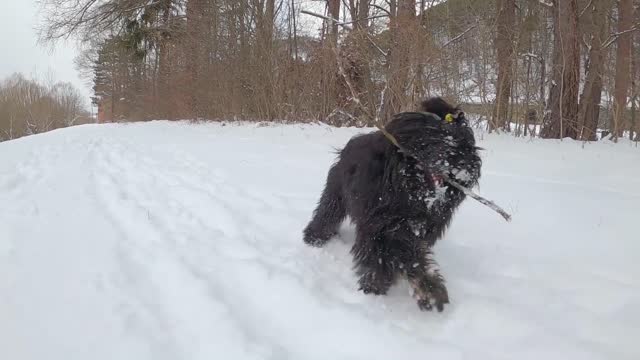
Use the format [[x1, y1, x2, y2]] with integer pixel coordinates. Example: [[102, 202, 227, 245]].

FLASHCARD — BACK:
[[371, 4, 391, 16], [578, 0, 594, 18], [300, 10, 343, 25], [340, 14, 389, 26], [442, 22, 479, 48], [603, 25, 640, 48], [530, 0, 553, 8]]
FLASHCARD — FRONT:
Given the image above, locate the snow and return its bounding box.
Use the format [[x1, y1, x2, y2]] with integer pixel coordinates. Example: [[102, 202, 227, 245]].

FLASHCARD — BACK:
[[1, 121, 639, 360]]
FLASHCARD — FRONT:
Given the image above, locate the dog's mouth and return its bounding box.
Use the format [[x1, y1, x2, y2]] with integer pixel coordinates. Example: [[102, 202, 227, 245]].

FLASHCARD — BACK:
[[430, 173, 445, 187]]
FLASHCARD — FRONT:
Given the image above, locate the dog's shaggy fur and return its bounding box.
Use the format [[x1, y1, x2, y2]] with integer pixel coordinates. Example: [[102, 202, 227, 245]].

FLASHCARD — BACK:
[[303, 97, 481, 312]]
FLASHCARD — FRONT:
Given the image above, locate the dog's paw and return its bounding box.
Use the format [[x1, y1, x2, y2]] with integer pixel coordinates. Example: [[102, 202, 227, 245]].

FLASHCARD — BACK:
[[358, 272, 392, 296], [410, 276, 449, 312], [303, 226, 339, 247], [303, 234, 328, 247]]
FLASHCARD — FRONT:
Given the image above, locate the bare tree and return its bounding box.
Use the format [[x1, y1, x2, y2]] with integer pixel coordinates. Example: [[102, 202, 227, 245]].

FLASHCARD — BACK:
[[541, 0, 580, 139], [186, 0, 205, 119], [0, 73, 90, 141], [327, 0, 340, 46], [577, 0, 610, 140], [38, 0, 157, 42], [385, 0, 417, 118], [491, 0, 516, 132], [612, 0, 634, 141]]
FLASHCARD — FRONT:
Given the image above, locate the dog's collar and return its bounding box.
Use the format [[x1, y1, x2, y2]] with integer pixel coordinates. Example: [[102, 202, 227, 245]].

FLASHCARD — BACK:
[[416, 111, 459, 123], [416, 111, 442, 121]]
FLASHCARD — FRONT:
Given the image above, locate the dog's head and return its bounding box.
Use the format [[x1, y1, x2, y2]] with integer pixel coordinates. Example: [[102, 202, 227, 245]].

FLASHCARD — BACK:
[[386, 97, 481, 188], [419, 97, 473, 144], [421, 97, 480, 187]]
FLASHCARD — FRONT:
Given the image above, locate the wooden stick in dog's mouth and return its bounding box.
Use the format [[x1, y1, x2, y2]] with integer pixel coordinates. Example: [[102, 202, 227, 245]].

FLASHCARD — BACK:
[[377, 126, 513, 223], [441, 174, 512, 222]]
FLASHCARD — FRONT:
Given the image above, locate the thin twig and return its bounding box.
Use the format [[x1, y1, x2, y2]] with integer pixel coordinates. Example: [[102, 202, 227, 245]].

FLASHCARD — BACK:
[[301, 9, 387, 57], [365, 33, 388, 57], [300, 10, 342, 25], [603, 25, 640, 48], [441, 22, 479, 48], [578, 0, 594, 18], [327, 108, 358, 123], [341, 14, 389, 26], [300, 9, 388, 34], [442, 174, 512, 221], [530, 0, 553, 8], [371, 4, 391, 16]]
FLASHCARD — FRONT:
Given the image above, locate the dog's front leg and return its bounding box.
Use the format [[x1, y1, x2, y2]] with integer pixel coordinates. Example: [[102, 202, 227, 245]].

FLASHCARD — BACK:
[[351, 228, 396, 295], [405, 249, 449, 312]]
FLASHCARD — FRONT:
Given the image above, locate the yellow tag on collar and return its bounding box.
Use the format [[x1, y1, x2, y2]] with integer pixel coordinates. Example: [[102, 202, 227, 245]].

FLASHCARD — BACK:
[[445, 113, 454, 123]]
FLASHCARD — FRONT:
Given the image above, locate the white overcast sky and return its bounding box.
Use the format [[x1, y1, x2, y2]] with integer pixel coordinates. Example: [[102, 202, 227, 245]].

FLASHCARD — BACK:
[[0, 0, 92, 107]]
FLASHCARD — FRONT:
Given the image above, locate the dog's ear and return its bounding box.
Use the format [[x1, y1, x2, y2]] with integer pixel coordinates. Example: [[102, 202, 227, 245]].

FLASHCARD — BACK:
[[420, 97, 457, 120]]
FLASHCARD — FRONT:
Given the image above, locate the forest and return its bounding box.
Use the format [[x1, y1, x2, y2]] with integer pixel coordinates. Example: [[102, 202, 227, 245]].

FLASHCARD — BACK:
[[27, 0, 640, 141]]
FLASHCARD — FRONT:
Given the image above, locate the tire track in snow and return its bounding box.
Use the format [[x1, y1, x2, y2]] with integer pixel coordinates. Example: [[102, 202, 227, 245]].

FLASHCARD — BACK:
[[85, 139, 183, 360], [106, 142, 307, 359], [0, 145, 54, 199], [0, 144, 64, 272], [91, 139, 279, 360]]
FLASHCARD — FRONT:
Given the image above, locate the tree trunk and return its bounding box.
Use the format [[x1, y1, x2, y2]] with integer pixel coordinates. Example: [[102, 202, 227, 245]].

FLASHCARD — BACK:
[[632, 30, 638, 141], [385, 0, 416, 119], [577, 0, 608, 141], [358, 0, 370, 30], [491, 0, 515, 132], [538, 12, 549, 124], [157, 0, 174, 119], [327, 0, 340, 46], [319, 0, 341, 121], [186, 0, 204, 119], [255, 0, 276, 119], [541, 0, 580, 139], [343, 0, 373, 123], [612, 0, 634, 141]]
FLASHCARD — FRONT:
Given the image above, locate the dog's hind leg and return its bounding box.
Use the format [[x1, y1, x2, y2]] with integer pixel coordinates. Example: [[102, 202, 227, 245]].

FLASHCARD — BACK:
[[303, 166, 346, 247]]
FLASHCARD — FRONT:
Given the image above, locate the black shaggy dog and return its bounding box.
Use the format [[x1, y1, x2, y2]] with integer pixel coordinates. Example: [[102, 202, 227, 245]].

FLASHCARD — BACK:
[[303, 97, 481, 312]]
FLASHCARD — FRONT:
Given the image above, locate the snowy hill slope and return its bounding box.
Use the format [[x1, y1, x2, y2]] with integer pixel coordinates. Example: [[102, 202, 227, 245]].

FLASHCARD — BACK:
[[1, 121, 639, 360]]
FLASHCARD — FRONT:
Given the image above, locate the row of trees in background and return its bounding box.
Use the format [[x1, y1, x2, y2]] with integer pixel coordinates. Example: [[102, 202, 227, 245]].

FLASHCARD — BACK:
[[38, 0, 640, 141], [491, 0, 639, 141], [0, 73, 90, 142]]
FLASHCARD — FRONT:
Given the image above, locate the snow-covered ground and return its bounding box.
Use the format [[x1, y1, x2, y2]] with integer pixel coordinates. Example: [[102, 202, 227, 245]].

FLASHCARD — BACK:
[[1, 121, 638, 360]]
